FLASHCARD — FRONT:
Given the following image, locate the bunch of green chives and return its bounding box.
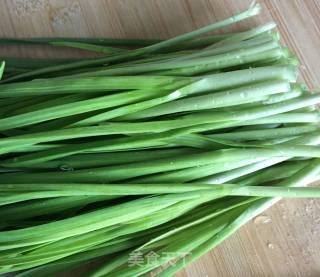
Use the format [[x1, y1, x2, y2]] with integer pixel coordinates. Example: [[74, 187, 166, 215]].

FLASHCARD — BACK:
[[0, 3, 320, 276]]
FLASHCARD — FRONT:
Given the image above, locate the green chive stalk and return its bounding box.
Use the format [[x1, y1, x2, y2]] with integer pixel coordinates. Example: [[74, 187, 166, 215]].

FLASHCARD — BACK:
[[0, 3, 320, 276]]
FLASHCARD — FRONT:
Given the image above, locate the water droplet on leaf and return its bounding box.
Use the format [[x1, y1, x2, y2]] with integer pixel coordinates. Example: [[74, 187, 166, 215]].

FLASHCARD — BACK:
[[60, 164, 74, 171]]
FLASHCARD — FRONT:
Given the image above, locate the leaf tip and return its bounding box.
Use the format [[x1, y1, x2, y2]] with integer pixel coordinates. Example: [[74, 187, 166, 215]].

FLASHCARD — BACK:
[[249, 1, 262, 16]]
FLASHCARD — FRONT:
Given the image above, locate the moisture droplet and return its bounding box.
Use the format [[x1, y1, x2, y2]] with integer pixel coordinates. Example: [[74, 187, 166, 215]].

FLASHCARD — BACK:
[[254, 215, 271, 224], [267, 242, 275, 249], [59, 164, 74, 171], [305, 204, 311, 213]]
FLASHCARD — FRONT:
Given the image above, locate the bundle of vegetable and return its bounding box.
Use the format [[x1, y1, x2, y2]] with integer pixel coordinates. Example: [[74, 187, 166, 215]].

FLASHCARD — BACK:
[[1, 2, 320, 276]]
